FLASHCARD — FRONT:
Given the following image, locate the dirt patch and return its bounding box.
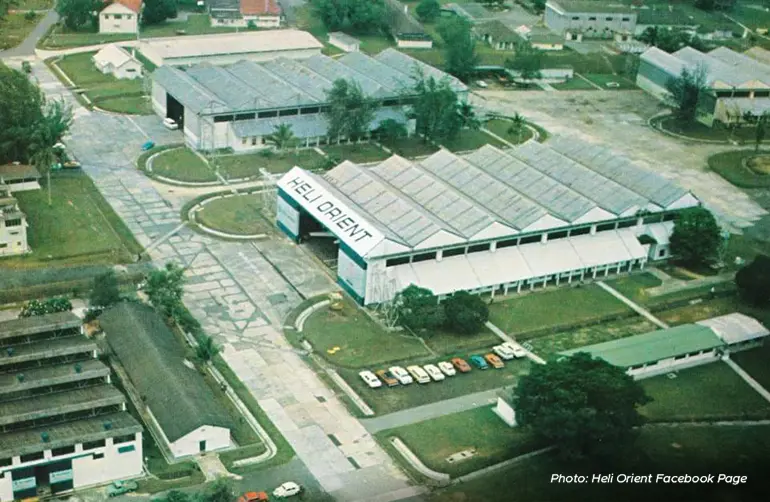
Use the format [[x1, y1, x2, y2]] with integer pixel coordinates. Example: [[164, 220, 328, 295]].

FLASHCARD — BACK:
[[746, 155, 770, 175]]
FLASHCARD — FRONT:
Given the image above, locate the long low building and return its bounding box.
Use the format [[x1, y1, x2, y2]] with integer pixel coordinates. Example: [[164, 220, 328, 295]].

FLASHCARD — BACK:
[[276, 136, 700, 305], [151, 48, 467, 152], [560, 313, 769, 379], [637, 45, 770, 126]]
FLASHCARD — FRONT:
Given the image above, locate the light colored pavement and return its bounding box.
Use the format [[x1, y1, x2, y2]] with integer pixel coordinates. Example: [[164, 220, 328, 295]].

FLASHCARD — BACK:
[[0, 9, 59, 58], [723, 357, 770, 404], [474, 90, 768, 234], [647, 272, 735, 297], [596, 281, 669, 329], [361, 388, 501, 434], [24, 59, 424, 502], [485, 321, 546, 364]]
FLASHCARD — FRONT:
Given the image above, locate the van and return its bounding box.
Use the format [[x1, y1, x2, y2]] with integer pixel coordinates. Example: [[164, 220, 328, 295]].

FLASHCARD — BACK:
[[406, 365, 431, 384]]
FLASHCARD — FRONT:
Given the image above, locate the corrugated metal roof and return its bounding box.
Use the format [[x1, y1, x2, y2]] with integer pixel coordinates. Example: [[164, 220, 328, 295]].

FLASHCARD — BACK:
[[0, 311, 80, 340], [708, 46, 770, 81], [184, 64, 275, 111], [337, 51, 414, 93], [301, 53, 391, 98], [697, 313, 770, 345], [224, 59, 318, 107], [152, 65, 229, 114], [640, 46, 686, 78], [374, 48, 467, 93], [560, 324, 724, 368]]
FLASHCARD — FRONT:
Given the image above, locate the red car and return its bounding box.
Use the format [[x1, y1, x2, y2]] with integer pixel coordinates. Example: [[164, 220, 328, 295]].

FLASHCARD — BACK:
[[451, 357, 472, 373], [485, 353, 504, 369], [238, 492, 268, 502]]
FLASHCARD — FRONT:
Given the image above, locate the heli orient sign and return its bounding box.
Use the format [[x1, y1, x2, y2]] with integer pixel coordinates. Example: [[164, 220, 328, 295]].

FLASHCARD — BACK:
[[278, 167, 384, 257]]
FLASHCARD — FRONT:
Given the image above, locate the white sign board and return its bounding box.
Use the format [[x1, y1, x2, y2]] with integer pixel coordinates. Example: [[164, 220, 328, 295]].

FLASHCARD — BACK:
[[50, 469, 73, 484], [277, 167, 384, 257], [277, 195, 300, 237], [12, 477, 36, 491]]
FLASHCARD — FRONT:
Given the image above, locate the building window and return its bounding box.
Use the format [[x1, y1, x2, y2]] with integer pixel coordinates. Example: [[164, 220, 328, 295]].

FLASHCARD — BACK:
[[621, 17, 630, 21], [251, 137, 257, 146], [596, 222, 615, 232], [20, 452, 44, 463], [114, 14, 122, 19], [257, 110, 278, 119], [300, 107, 320, 115], [234, 113, 256, 121], [605, 17, 613, 21], [519, 234, 540, 245], [104, 14, 110, 19], [5, 218, 21, 227], [497, 238, 518, 249], [213, 115, 235, 123], [93, 452, 105, 460], [658, 249, 666, 258], [547, 230, 568, 241], [571, 16, 579, 20], [570, 226, 590, 237], [0, 458, 11, 467], [242, 137, 247, 145], [51, 445, 76, 457], [617, 219, 636, 229], [0, 243, 7, 249], [588, 17, 596, 21], [643, 214, 664, 224], [442, 247, 466, 258], [674, 354, 687, 360], [118, 445, 136, 454], [83, 439, 106, 451], [412, 252, 436, 263], [127, 15, 132, 20], [112, 434, 135, 445], [386, 256, 410, 267], [279, 109, 299, 117]]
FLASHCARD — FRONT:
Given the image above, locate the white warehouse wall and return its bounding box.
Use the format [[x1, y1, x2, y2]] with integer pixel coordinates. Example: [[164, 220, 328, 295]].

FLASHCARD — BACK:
[[72, 435, 143, 488], [169, 426, 231, 458], [0, 474, 11, 502], [629, 351, 720, 380]]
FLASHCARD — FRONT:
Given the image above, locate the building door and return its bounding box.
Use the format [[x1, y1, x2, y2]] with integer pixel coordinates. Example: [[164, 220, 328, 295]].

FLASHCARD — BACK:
[[199, 440, 207, 452]]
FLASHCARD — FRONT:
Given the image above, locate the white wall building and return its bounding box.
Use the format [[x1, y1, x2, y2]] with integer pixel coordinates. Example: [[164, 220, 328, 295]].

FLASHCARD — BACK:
[[328, 32, 361, 53], [698, 313, 770, 353], [98, 0, 141, 34], [209, 0, 282, 28], [93, 44, 143, 80], [0, 183, 29, 257], [276, 136, 700, 305], [0, 164, 40, 193]]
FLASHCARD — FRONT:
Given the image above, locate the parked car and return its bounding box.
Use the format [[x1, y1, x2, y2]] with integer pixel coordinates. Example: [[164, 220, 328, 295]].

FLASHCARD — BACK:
[[438, 361, 457, 376], [493, 344, 515, 360], [273, 481, 301, 498], [451, 357, 472, 373], [485, 353, 505, 369], [423, 364, 445, 381], [163, 117, 179, 130], [376, 369, 398, 387], [388, 366, 413, 385], [502, 342, 528, 359], [141, 140, 155, 151], [238, 492, 269, 502], [359, 370, 382, 389], [406, 365, 431, 384], [475, 80, 488, 88], [470, 355, 489, 370], [107, 480, 138, 497]]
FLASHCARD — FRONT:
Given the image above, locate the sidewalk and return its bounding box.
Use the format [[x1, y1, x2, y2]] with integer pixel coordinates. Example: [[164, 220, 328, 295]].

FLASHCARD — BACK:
[[647, 272, 734, 297], [596, 281, 669, 329], [723, 356, 770, 404]]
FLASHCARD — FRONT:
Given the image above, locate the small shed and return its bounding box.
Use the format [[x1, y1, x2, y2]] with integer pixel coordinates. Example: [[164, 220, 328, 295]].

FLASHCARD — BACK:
[[0, 164, 41, 192], [475, 21, 520, 51], [329, 32, 361, 53], [697, 313, 769, 353], [93, 44, 143, 80]]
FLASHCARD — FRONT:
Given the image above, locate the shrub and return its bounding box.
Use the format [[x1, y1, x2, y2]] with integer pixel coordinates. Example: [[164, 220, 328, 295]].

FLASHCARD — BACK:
[[443, 291, 489, 334]]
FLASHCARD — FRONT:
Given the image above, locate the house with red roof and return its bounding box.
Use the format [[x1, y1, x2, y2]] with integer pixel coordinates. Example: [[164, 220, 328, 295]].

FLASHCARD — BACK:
[[99, 0, 142, 34], [209, 0, 282, 29]]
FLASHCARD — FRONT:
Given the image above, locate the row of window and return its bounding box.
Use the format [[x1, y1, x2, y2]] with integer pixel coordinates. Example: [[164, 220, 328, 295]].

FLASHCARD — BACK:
[[628, 350, 712, 370], [570, 16, 631, 22], [12, 434, 135, 465], [0, 242, 23, 249], [211, 100, 407, 124], [3, 218, 22, 227], [2, 177, 37, 184], [103, 14, 133, 20]]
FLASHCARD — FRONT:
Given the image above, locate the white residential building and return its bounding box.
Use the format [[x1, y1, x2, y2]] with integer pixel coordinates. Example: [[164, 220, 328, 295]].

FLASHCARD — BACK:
[[98, 0, 141, 35], [209, 0, 282, 28], [0, 184, 29, 257], [93, 44, 143, 80]]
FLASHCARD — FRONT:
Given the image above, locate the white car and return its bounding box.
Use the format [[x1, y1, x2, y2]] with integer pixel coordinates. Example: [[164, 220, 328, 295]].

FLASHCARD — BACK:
[[423, 364, 445, 381], [502, 342, 528, 359], [475, 80, 488, 88], [437, 361, 456, 376], [406, 365, 431, 384], [493, 344, 515, 360], [388, 366, 413, 385], [273, 481, 301, 498], [358, 370, 382, 389], [163, 117, 179, 130]]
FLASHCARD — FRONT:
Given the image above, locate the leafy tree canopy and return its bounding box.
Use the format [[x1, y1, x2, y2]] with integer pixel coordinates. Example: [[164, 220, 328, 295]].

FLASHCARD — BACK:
[[265, 123, 297, 150], [142, 0, 177, 25], [736, 254, 770, 306], [203, 478, 235, 502], [90, 270, 122, 308], [415, 0, 441, 23], [637, 27, 707, 53], [0, 0, 18, 20], [436, 16, 478, 81], [0, 63, 44, 163], [142, 262, 185, 318], [669, 206, 722, 266], [324, 78, 377, 140], [314, 0, 387, 34], [19, 298, 73, 318], [56, 0, 101, 31], [408, 75, 463, 143], [505, 43, 543, 86], [395, 284, 444, 332], [375, 118, 408, 143], [514, 352, 650, 459], [443, 291, 489, 334], [665, 64, 708, 122]]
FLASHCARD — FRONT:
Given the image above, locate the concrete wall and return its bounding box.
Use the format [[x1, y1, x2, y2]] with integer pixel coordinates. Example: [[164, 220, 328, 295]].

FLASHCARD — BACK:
[[169, 426, 231, 458], [151, 80, 167, 117], [396, 39, 433, 49], [545, 2, 636, 38], [629, 350, 720, 379]]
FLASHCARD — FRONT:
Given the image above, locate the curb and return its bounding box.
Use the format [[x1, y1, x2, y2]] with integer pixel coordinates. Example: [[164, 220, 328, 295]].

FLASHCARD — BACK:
[[390, 437, 450, 487], [186, 189, 273, 241]]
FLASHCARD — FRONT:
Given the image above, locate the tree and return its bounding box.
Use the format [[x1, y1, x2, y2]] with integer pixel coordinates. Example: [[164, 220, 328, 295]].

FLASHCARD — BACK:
[[158, 490, 192, 502], [142, 262, 185, 318], [55, 0, 100, 31], [90, 271, 121, 307], [19, 298, 73, 318], [736, 255, 770, 306], [437, 16, 478, 81], [265, 124, 297, 150], [203, 478, 235, 502], [375, 118, 408, 144], [314, 0, 387, 34], [142, 0, 177, 25], [0, 63, 44, 164], [196, 334, 221, 362], [408, 75, 463, 143], [532, 0, 546, 12], [324, 78, 376, 141], [443, 291, 488, 334], [669, 206, 722, 266], [458, 102, 480, 130], [415, 0, 440, 23], [0, 0, 18, 20], [28, 100, 74, 205], [507, 113, 526, 142], [756, 116, 767, 152], [514, 352, 650, 459], [506, 43, 543, 87], [665, 65, 708, 122], [394, 285, 444, 332]]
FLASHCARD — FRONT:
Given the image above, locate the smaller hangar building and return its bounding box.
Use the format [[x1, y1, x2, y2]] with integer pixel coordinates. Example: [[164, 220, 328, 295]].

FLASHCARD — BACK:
[[276, 136, 700, 305], [101, 303, 233, 459]]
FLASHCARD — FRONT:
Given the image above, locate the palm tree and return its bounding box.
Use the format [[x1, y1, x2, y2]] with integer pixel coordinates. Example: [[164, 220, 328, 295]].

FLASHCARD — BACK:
[[30, 145, 58, 206], [507, 113, 526, 143], [196, 335, 220, 363], [29, 100, 73, 206], [265, 124, 297, 151], [457, 102, 480, 130]]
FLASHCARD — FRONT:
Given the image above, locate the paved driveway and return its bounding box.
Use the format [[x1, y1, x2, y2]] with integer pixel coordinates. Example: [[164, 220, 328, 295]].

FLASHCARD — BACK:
[[0, 10, 59, 58], [475, 90, 768, 234]]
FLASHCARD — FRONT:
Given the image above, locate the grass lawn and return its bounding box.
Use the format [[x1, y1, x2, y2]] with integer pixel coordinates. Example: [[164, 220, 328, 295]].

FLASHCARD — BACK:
[[487, 284, 632, 337], [0, 13, 40, 50], [342, 358, 531, 415], [378, 406, 544, 478], [732, 343, 770, 391], [582, 73, 637, 90], [150, 147, 215, 183], [639, 362, 770, 422], [527, 318, 657, 361], [16, 0, 54, 9], [214, 149, 325, 177], [195, 193, 273, 236], [430, 425, 770, 502], [552, 77, 598, 91], [484, 118, 534, 145], [1, 172, 141, 269], [95, 95, 152, 114], [603, 272, 663, 304], [655, 116, 763, 144], [541, 50, 633, 75], [708, 150, 770, 189], [381, 137, 439, 158], [322, 143, 390, 163], [654, 295, 759, 327], [442, 129, 506, 152]]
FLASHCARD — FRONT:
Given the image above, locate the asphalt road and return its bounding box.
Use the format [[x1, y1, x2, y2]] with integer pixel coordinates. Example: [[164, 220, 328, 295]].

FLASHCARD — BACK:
[[0, 9, 59, 58]]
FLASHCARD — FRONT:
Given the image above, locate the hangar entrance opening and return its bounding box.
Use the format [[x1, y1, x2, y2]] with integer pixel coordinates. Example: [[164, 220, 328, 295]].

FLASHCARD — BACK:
[[166, 93, 184, 128], [298, 209, 339, 270]]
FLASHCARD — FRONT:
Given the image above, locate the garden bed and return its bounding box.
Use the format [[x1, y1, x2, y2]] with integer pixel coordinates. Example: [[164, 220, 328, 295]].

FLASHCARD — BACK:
[[195, 192, 273, 236], [708, 150, 770, 188]]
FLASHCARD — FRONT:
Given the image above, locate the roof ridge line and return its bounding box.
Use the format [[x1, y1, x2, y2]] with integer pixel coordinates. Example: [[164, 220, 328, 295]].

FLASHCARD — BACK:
[[224, 60, 318, 109]]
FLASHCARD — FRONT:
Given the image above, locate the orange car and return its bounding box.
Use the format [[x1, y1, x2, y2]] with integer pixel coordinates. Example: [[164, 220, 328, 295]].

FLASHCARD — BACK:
[[238, 492, 268, 502], [451, 357, 472, 373], [485, 353, 504, 369], [376, 369, 398, 387]]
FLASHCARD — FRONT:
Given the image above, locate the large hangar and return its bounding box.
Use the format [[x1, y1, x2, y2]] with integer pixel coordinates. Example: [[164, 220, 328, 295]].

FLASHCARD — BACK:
[[276, 137, 701, 305]]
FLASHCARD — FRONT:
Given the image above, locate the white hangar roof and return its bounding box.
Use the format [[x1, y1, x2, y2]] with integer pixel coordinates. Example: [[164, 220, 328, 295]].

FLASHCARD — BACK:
[[697, 313, 770, 345], [277, 137, 699, 259]]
